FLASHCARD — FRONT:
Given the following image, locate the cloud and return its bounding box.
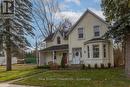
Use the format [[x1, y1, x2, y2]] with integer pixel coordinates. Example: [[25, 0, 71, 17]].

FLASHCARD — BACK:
[[55, 11, 82, 23], [55, 8, 105, 24], [65, 0, 81, 5], [88, 8, 105, 19], [93, 0, 101, 3], [59, 3, 69, 10]]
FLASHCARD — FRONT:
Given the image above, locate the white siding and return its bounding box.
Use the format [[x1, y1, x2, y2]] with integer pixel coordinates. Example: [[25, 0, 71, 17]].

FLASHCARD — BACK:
[[68, 12, 114, 67], [0, 57, 17, 65], [46, 31, 68, 48]]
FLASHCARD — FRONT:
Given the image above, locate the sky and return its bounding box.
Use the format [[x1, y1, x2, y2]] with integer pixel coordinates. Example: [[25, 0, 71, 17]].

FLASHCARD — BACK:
[[56, 0, 104, 23], [29, 0, 105, 48]]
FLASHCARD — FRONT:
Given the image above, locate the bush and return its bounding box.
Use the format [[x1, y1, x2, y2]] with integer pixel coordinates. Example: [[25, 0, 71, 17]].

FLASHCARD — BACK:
[[61, 57, 65, 68], [37, 65, 50, 69], [82, 64, 86, 70], [101, 63, 104, 68], [87, 64, 91, 69], [50, 63, 59, 70], [48, 61, 53, 65], [108, 63, 111, 68], [94, 64, 98, 69]]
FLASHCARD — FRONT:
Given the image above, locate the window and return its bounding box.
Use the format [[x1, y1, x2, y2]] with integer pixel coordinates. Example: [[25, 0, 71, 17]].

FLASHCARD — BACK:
[[87, 46, 90, 58], [57, 36, 61, 44], [93, 45, 99, 58], [93, 26, 100, 37], [54, 51, 56, 59], [75, 52, 79, 56], [78, 28, 84, 39], [103, 45, 106, 57]]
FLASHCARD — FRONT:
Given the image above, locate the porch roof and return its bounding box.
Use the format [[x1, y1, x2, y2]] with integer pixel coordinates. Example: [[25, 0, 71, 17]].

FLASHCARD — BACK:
[[84, 38, 109, 45], [41, 44, 68, 52]]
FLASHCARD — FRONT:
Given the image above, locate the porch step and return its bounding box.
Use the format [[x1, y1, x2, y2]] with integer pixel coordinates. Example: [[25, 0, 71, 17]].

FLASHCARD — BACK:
[[68, 64, 83, 70]]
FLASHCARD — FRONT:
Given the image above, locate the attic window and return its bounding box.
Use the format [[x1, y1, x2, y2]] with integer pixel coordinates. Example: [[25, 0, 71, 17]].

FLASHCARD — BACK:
[[93, 26, 100, 37], [57, 36, 61, 44], [78, 28, 84, 39]]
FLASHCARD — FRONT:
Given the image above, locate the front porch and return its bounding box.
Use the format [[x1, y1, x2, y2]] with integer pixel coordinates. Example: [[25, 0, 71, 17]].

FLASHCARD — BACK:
[[39, 45, 69, 66]]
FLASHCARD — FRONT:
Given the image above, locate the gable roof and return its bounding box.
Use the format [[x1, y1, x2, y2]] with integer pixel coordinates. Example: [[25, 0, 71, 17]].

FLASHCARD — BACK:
[[44, 30, 69, 41], [44, 33, 55, 41], [66, 9, 108, 36]]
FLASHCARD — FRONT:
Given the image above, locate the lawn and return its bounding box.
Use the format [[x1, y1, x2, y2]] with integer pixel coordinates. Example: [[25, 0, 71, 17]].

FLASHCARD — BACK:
[[0, 64, 43, 82], [14, 68, 130, 87]]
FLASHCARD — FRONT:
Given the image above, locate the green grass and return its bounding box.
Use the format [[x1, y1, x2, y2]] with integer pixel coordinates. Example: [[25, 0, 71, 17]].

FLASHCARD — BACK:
[[0, 64, 43, 82], [14, 68, 130, 87]]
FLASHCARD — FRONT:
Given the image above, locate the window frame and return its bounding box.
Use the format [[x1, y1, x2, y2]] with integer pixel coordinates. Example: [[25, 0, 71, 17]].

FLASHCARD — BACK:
[[78, 27, 84, 39], [103, 44, 106, 58], [54, 51, 56, 59], [87, 46, 90, 58], [57, 36, 61, 44], [93, 45, 100, 58], [93, 25, 100, 37]]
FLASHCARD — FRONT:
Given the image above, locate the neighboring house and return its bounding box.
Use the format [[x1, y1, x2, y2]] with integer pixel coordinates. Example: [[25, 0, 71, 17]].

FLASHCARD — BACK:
[[39, 9, 114, 68], [0, 49, 18, 65], [0, 56, 17, 65], [0, 50, 17, 65]]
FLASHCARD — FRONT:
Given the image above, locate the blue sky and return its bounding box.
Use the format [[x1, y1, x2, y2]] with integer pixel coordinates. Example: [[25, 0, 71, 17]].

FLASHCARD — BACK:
[[59, 0, 101, 11], [55, 0, 104, 23], [29, 0, 104, 48]]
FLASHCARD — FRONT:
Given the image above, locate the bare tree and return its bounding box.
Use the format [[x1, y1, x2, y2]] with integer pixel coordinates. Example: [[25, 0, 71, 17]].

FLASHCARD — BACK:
[[32, 0, 60, 38]]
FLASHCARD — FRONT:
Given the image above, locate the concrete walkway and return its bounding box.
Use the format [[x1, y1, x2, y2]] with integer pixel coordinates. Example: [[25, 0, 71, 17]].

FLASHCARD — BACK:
[[0, 83, 36, 87], [0, 71, 43, 87], [0, 78, 39, 87]]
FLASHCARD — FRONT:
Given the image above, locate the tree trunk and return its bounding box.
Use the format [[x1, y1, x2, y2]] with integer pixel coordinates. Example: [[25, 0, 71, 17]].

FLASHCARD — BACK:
[[125, 35, 130, 77], [5, 19, 12, 71]]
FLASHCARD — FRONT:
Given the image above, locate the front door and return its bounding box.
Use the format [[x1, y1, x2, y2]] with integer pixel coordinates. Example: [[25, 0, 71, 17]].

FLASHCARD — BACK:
[[72, 48, 81, 64], [63, 53, 67, 64]]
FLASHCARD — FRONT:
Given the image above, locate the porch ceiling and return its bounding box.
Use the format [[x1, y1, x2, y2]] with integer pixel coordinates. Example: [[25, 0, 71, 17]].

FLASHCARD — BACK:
[[41, 44, 68, 52]]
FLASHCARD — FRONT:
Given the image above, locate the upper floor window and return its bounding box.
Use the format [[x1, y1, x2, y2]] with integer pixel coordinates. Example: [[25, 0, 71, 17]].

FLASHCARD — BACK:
[[93, 26, 100, 37], [93, 45, 99, 58], [78, 28, 84, 39], [57, 36, 61, 44]]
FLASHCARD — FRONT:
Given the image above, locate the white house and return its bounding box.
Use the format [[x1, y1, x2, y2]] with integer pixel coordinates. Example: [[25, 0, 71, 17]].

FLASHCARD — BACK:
[[0, 57, 17, 65], [0, 49, 17, 65], [39, 9, 114, 68]]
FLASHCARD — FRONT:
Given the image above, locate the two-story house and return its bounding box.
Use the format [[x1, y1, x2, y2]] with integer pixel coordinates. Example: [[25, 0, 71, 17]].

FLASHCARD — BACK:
[[39, 9, 114, 68], [39, 30, 69, 65]]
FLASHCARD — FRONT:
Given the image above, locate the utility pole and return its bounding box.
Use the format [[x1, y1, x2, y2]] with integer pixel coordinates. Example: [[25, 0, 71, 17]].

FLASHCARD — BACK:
[[35, 36, 39, 66]]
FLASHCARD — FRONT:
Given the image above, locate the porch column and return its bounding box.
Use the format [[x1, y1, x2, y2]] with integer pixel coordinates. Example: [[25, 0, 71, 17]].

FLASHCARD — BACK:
[[89, 44, 93, 58], [106, 43, 109, 59], [99, 43, 103, 59], [52, 51, 55, 63]]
